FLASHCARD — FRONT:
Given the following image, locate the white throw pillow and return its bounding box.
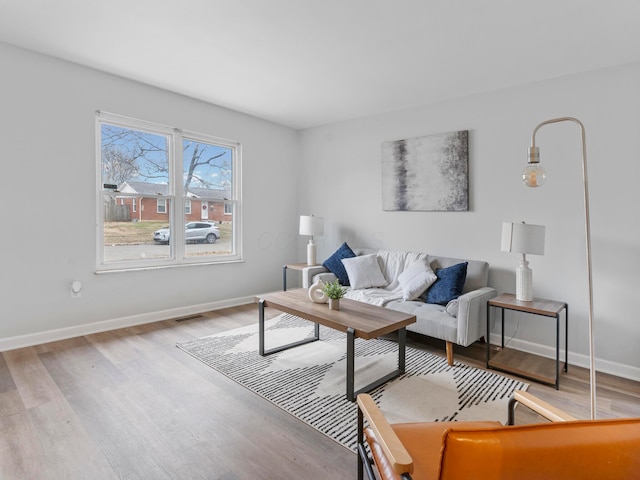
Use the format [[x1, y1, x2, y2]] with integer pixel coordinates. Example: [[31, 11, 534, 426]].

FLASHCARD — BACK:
[[398, 259, 438, 300], [341, 254, 388, 290], [445, 299, 459, 317]]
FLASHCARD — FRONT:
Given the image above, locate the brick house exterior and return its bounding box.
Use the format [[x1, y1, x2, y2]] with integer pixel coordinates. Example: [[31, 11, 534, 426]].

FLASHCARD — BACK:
[[118, 181, 232, 223]]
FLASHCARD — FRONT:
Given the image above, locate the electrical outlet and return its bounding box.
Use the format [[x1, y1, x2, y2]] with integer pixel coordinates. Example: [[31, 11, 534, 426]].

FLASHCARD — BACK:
[[70, 281, 82, 298]]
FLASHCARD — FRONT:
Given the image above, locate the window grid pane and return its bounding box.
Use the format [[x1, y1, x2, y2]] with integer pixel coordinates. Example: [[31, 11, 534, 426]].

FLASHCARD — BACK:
[[97, 111, 241, 270]]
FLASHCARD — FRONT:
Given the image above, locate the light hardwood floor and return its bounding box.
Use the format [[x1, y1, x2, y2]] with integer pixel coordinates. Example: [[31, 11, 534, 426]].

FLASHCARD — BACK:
[[2, 304, 639, 479]]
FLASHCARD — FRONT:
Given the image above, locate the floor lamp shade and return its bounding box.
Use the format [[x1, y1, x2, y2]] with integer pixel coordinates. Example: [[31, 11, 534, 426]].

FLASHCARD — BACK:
[[501, 222, 545, 302], [299, 215, 324, 265]]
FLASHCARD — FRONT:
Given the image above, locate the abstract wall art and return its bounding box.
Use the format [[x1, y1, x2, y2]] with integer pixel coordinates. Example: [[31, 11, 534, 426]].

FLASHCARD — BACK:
[[381, 130, 469, 211]]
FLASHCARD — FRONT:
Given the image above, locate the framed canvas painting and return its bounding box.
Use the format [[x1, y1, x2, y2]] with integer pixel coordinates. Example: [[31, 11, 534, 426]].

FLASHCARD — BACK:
[[381, 130, 468, 211]]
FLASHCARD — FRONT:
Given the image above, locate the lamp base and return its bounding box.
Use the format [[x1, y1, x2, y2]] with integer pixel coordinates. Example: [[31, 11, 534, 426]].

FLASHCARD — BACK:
[[516, 259, 533, 301], [306, 240, 316, 266]]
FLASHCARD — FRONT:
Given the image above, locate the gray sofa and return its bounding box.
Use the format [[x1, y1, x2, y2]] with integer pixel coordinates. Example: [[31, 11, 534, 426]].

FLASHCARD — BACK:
[[302, 247, 496, 365]]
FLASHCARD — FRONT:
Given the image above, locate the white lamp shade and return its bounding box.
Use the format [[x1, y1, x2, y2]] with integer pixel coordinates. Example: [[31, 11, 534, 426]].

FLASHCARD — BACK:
[[501, 222, 545, 255], [299, 215, 324, 236]]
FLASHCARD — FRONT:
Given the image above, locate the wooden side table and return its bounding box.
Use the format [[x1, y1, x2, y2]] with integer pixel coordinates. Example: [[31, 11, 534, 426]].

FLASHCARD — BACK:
[[486, 293, 568, 389], [282, 263, 316, 291]]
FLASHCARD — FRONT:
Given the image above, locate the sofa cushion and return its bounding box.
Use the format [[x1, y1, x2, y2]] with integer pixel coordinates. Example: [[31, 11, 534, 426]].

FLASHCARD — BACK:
[[356, 248, 427, 290], [398, 259, 437, 300], [342, 254, 388, 289], [428, 255, 488, 293], [322, 242, 356, 285], [424, 262, 468, 306], [445, 299, 459, 317]]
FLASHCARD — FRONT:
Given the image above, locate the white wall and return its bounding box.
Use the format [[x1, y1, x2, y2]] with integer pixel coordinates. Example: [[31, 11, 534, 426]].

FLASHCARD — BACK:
[[0, 43, 299, 347], [299, 62, 640, 380], [3, 40, 639, 382]]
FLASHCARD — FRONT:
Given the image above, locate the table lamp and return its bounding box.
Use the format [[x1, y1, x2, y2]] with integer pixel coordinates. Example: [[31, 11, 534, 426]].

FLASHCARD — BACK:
[[299, 215, 324, 265], [501, 221, 545, 302]]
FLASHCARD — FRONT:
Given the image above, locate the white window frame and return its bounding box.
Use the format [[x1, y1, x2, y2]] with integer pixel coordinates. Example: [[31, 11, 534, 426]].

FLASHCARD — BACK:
[[96, 111, 242, 272], [157, 198, 167, 214]]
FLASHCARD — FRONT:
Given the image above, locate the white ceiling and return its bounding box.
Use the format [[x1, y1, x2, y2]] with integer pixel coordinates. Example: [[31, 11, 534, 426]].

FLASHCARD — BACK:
[[2, 0, 640, 129]]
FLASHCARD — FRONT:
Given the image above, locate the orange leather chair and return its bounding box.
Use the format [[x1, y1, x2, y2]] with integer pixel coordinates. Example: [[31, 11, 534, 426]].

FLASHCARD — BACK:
[[357, 391, 640, 480]]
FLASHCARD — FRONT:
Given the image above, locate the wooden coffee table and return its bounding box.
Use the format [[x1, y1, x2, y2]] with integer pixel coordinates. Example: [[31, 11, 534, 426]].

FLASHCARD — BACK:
[[254, 288, 416, 401]]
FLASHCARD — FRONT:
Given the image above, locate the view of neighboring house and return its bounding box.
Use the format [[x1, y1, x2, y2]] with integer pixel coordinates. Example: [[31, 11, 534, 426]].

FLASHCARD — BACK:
[[117, 181, 232, 223]]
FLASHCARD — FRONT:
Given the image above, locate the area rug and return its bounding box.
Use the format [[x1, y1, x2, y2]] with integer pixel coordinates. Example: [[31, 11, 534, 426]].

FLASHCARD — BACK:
[[177, 313, 528, 451]]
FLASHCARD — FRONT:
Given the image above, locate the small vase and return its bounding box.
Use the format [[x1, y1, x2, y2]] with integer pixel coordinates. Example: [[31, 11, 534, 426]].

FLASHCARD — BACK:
[[329, 298, 340, 311], [308, 280, 328, 304]]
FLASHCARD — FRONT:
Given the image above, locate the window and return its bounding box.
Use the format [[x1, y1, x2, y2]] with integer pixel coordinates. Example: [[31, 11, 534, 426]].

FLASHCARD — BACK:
[[96, 111, 241, 271]]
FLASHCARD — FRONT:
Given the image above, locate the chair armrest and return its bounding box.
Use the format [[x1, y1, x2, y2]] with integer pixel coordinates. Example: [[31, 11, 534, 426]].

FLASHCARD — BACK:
[[302, 265, 331, 288], [455, 287, 497, 346], [507, 390, 577, 425], [357, 394, 413, 476]]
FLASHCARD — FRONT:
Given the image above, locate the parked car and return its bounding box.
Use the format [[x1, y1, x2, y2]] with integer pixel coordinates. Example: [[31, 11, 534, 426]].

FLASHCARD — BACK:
[[153, 221, 220, 244]]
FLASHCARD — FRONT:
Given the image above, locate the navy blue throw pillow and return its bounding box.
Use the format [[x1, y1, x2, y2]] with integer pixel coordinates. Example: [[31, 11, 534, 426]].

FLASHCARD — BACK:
[[424, 262, 468, 306], [322, 242, 356, 286]]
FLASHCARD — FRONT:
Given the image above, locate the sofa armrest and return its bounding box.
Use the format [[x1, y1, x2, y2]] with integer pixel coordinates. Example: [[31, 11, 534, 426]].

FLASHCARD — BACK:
[[455, 286, 497, 346], [301, 265, 331, 288]]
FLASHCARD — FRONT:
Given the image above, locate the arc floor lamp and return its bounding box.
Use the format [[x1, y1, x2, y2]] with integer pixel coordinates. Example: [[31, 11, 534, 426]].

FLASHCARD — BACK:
[[522, 116, 596, 419]]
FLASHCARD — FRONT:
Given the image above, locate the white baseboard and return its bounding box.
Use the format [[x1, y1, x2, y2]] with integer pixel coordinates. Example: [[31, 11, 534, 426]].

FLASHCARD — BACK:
[[490, 333, 640, 383], [0, 296, 255, 353]]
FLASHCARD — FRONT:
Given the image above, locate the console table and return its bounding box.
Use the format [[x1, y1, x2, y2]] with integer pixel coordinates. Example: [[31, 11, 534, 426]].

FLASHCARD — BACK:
[[486, 293, 568, 389]]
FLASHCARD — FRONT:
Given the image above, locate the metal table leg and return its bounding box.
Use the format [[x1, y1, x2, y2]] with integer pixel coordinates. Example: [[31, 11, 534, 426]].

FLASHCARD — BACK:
[[282, 265, 287, 291], [565, 304, 569, 372], [556, 311, 560, 390], [486, 303, 491, 367], [258, 299, 319, 356], [346, 327, 408, 402]]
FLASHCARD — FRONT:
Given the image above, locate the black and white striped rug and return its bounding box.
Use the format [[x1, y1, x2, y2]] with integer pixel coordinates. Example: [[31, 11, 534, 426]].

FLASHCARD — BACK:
[[177, 313, 528, 451]]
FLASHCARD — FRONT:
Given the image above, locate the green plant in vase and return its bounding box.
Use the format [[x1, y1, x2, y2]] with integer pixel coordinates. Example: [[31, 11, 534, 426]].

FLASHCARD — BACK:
[[322, 279, 346, 310]]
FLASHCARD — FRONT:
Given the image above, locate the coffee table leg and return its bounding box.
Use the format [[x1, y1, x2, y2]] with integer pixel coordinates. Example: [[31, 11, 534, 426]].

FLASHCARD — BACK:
[[346, 327, 407, 402], [347, 327, 355, 402], [258, 298, 320, 356], [398, 327, 406, 372], [259, 299, 266, 356]]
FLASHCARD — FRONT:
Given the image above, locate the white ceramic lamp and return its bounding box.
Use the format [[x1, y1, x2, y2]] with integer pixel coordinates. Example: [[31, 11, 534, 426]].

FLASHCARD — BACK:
[[299, 215, 324, 265], [501, 221, 545, 301]]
